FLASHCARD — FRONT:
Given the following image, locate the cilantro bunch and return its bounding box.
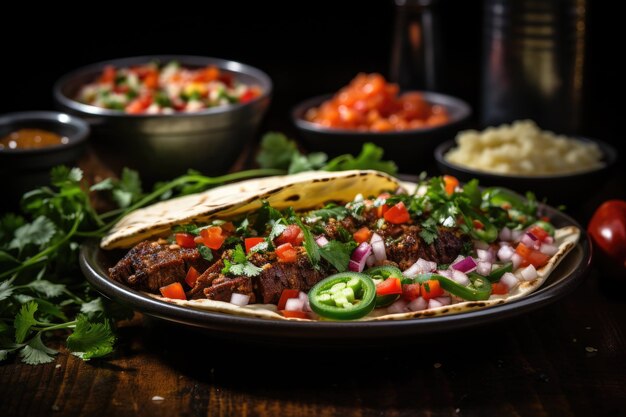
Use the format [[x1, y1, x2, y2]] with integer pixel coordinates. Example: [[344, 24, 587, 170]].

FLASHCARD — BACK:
[[0, 134, 396, 364]]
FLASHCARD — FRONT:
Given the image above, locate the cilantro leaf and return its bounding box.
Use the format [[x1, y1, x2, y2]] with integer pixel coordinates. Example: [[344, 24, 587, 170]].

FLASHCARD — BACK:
[[51, 166, 83, 186], [292, 217, 320, 267], [14, 301, 38, 344], [419, 218, 438, 245], [256, 132, 300, 170], [197, 245, 214, 262], [111, 168, 143, 208], [322, 143, 397, 175], [19, 333, 57, 365], [9, 216, 57, 251], [254, 201, 283, 234], [89, 178, 114, 191], [0, 213, 25, 245], [319, 240, 357, 272], [288, 152, 328, 174], [232, 245, 247, 264], [25, 280, 66, 298], [80, 298, 105, 318], [66, 315, 115, 360], [0, 280, 14, 301], [306, 204, 348, 222], [222, 245, 262, 277], [268, 221, 287, 242]]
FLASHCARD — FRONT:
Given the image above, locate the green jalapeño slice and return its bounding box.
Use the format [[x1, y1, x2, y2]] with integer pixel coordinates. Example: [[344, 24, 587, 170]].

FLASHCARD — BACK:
[[308, 272, 377, 320]]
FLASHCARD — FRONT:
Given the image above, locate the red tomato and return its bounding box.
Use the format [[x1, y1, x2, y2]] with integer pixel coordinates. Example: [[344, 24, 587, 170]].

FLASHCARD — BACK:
[[280, 310, 308, 319], [239, 89, 257, 103], [491, 282, 508, 295], [245, 237, 265, 253], [353, 227, 372, 244], [420, 280, 443, 300], [376, 277, 402, 296], [276, 243, 297, 263], [99, 65, 116, 83], [185, 267, 200, 287], [527, 225, 550, 242], [200, 226, 226, 250], [443, 175, 459, 195], [277, 289, 300, 310], [175, 233, 196, 249], [515, 243, 550, 268], [275, 225, 304, 246], [159, 282, 186, 300], [588, 200, 626, 277], [125, 94, 153, 114], [402, 283, 421, 301], [384, 202, 410, 224]]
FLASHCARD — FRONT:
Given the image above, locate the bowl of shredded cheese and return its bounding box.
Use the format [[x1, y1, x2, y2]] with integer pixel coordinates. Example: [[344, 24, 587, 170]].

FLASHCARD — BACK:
[[435, 120, 617, 204]]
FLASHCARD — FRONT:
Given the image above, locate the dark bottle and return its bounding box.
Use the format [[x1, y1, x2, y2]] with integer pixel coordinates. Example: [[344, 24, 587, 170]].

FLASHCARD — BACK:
[[390, 0, 442, 91], [481, 0, 587, 134]]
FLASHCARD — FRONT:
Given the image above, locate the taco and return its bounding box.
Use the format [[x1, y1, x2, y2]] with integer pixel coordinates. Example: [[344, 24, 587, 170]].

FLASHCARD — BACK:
[[103, 170, 579, 321]]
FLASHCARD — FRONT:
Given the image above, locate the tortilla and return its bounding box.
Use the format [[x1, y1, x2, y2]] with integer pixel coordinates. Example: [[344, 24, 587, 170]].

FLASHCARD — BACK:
[[101, 170, 401, 249], [103, 170, 580, 321]]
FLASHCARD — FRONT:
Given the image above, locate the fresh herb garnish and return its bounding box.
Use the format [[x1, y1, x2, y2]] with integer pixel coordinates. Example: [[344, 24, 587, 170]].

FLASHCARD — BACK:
[[197, 245, 214, 262], [221, 245, 263, 277], [319, 240, 357, 272]]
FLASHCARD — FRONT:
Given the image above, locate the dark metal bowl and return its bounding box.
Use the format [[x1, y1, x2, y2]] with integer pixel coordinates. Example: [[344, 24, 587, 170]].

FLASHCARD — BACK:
[[54, 55, 272, 181], [434, 138, 618, 206], [0, 111, 90, 207], [292, 92, 471, 174]]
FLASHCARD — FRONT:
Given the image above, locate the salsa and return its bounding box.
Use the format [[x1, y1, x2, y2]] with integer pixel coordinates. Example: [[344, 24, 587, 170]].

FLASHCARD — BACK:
[[76, 61, 262, 114], [0, 129, 67, 150], [304, 73, 449, 131]]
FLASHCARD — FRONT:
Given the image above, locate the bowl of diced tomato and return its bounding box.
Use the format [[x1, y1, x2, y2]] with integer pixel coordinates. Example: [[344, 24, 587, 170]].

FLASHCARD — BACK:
[[54, 55, 272, 181], [292, 73, 471, 173]]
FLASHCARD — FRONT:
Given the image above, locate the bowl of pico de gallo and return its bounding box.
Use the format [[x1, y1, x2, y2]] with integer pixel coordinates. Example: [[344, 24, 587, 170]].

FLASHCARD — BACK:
[[54, 55, 272, 180]]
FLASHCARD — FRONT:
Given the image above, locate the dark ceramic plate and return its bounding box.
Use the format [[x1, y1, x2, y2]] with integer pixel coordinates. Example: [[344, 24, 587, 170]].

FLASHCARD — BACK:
[[79, 204, 591, 345]]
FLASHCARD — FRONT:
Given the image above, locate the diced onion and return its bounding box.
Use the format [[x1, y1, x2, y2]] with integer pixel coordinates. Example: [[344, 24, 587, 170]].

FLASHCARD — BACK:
[[285, 298, 305, 311], [437, 269, 452, 279], [370, 233, 387, 262], [451, 270, 470, 286], [366, 254, 376, 267], [498, 245, 515, 262], [230, 293, 250, 306], [519, 264, 538, 281], [452, 256, 477, 273], [407, 297, 427, 311], [476, 261, 492, 276], [500, 272, 519, 289], [315, 236, 329, 247], [477, 249, 494, 263], [544, 236, 555, 244], [428, 299, 443, 309], [511, 253, 522, 269], [499, 227, 512, 241], [521, 233, 538, 248], [434, 296, 451, 306], [403, 258, 437, 278], [298, 291, 308, 302], [539, 243, 558, 256], [387, 299, 409, 314], [511, 229, 524, 242], [349, 242, 372, 272]]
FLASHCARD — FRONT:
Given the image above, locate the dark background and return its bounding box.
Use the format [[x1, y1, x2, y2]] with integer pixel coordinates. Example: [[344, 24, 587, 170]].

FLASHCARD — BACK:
[[2, 1, 622, 154]]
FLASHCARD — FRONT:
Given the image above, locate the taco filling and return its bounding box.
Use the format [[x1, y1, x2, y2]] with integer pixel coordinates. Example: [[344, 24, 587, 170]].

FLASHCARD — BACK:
[[107, 173, 579, 321]]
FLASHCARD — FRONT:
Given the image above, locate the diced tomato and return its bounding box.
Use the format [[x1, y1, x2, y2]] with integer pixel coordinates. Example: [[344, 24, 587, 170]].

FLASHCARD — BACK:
[[527, 225, 550, 242], [200, 226, 226, 250], [420, 280, 444, 300], [277, 289, 300, 310], [125, 94, 153, 114], [194, 236, 204, 244], [402, 283, 421, 301], [221, 222, 236, 233], [185, 266, 200, 287], [193, 66, 220, 82], [491, 282, 509, 295], [143, 70, 159, 89], [515, 243, 550, 268], [377, 204, 390, 218], [384, 202, 410, 224], [99, 65, 116, 83], [473, 219, 484, 230], [245, 237, 265, 253], [276, 243, 297, 263], [239, 89, 257, 103], [159, 282, 186, 300], [219, 73, 234, 87], [353, 227, 372, 244], [376, 277, 403, 296], [175, 233, 196, 249], [280, 310, 308, 319], [275, 225, 304, 246], [443, 175, 459, 195]]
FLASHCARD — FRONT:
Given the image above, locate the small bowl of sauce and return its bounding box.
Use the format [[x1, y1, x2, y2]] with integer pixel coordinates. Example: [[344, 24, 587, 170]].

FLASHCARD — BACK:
[[0, 111, 90, 208]]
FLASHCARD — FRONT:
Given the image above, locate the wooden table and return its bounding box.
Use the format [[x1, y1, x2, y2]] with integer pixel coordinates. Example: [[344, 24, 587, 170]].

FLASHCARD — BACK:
[[1, 155, 625, 417]]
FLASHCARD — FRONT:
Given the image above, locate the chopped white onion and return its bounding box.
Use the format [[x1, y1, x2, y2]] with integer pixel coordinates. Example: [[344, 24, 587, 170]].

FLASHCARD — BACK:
[[521, 233, 537, 248], [544, 236, 555, 244], [298, 291, 308, 303], [437, 269, 452, 279], [452, 256, 477, 273], [511, 253, 522, 269], [285, 298, 305, 311], [498, 245, 515, 262], [230, 293, 250, 306], [451, 270, 470, 286], [387, 299, 409, 314], [499, 227, 512, 241], [428, 299, 443, 309], [519, 264, 538, 281], [434, 296, 451, 306], [365, 254, 376, 267], [539, 243, 559, 256], [370, 233, 387, 262], [511, 229, 524, 242], [452, 254, 465, 265], [315, 236, 329, 247], [403, 258, 437, 278], [500, 272, 519, 289], [407, 297, 427, 311], [477, 249, 494, 263], [476, 261, 492, 276]]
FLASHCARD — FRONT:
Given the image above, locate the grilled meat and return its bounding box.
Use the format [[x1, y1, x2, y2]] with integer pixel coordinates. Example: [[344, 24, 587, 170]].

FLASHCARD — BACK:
[[109, 241, 211, 292]]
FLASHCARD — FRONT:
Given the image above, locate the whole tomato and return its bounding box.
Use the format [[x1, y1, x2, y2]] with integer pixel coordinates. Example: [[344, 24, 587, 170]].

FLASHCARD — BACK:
[[587, 200, 626, 277]]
